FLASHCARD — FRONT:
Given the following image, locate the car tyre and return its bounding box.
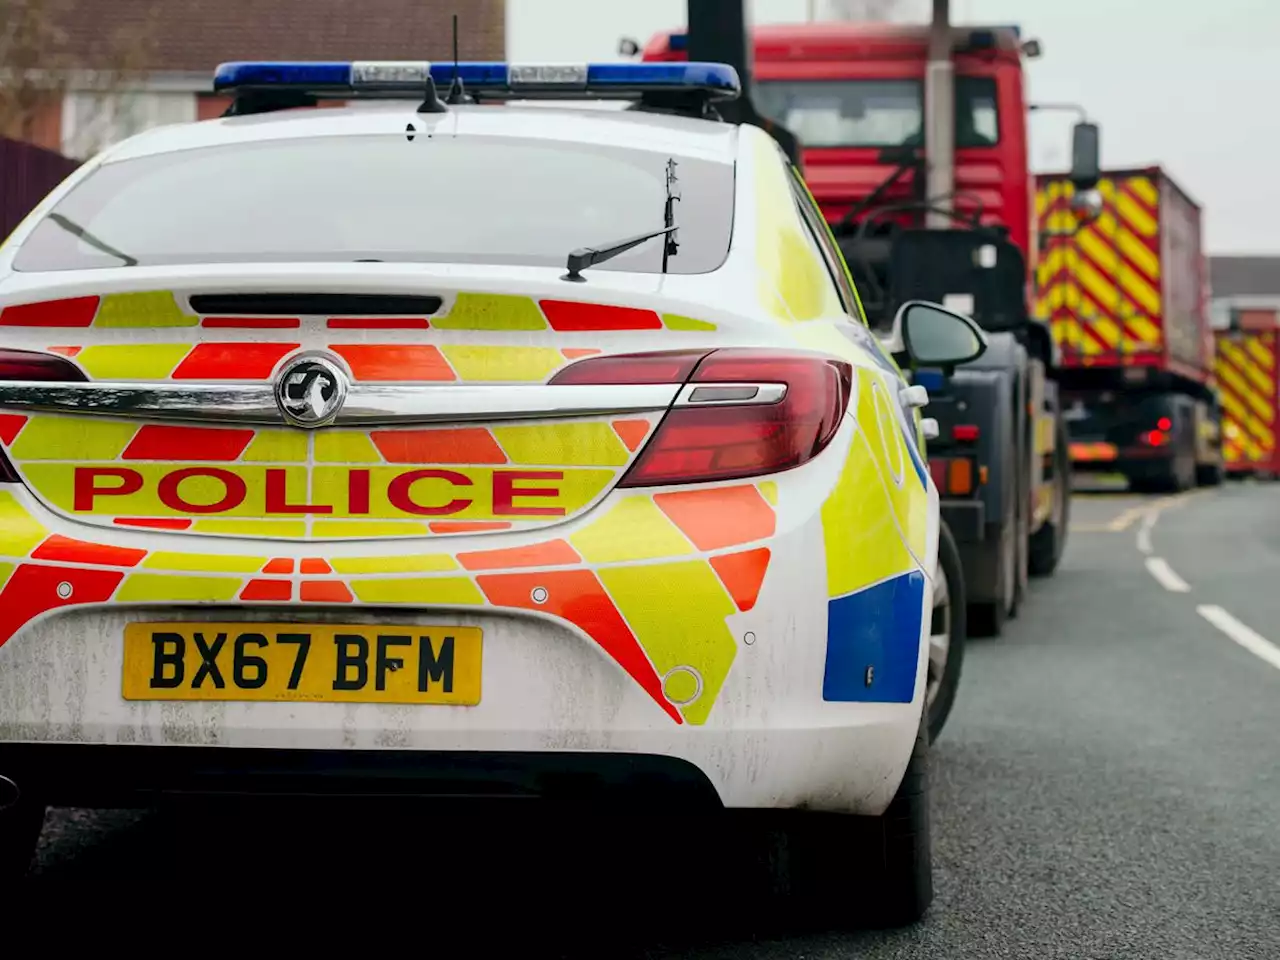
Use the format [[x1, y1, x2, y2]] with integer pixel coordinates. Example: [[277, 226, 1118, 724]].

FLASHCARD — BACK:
[[927, 521, 966, 743], [0, 791, 45, 886], [748, 708, 933, 930]]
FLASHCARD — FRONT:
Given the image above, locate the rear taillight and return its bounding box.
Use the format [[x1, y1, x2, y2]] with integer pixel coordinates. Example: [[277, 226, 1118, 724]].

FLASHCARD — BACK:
[[0, 349, 87, 481], [553, 348, 851, 487], [0, 349, 88, 382], [547, 350, 710, 385], [952, 424, 980, 442], [929, 456, 977, 496], [1142, 429, 1170, 447]]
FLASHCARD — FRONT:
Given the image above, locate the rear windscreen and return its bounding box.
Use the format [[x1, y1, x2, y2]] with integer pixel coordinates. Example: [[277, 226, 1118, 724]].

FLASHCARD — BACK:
[[12, 134, 736, 275]]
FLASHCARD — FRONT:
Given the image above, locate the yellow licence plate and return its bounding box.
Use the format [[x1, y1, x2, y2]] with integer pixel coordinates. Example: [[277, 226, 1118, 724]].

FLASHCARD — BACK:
[[122, 622, 482, 705]]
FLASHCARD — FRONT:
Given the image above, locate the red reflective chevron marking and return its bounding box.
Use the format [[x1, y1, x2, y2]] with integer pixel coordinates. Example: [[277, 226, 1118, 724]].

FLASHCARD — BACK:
[[0, 565, 124, 648], [476, 570, 680, 724], [123, 425, 255, 461]]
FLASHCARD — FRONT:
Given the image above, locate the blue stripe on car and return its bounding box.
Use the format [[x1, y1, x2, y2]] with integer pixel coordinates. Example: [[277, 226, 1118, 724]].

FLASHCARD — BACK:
[[822, 569, 925, 703]]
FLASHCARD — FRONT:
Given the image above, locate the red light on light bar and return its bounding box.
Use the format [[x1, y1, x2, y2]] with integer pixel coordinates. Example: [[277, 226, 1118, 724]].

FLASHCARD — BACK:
[[953, 424, 980, 442]]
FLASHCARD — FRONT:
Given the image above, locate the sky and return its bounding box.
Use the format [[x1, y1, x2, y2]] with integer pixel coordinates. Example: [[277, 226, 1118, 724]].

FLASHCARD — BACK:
[[506, 0, 1280, 254]]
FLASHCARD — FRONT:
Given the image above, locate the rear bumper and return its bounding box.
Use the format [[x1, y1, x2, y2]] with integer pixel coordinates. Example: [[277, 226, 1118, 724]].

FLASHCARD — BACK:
[[0, 742, 724, 810], [0, 594, 926, 813], [1071, 448, 1174, 477]]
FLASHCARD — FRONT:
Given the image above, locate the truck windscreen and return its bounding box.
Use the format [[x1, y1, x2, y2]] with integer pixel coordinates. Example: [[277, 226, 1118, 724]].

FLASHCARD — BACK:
[[754, 77, 999, 149]]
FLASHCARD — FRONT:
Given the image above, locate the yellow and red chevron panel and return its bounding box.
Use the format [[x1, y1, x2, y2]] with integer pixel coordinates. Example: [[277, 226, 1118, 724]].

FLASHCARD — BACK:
[[0, 413, 659, 539], [0, 479, 777, 725], [1035, 173, 1165, 366], [1214, 328, 1280, 472], [0, 289, 716, 346], [0, 290, 719, 388]]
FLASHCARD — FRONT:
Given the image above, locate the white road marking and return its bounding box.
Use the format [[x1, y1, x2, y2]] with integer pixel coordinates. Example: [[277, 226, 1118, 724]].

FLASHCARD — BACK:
[[1136, 510, 1156, 554], [1145, 556, 1191, 593], [1197, 605, 1280, 672]]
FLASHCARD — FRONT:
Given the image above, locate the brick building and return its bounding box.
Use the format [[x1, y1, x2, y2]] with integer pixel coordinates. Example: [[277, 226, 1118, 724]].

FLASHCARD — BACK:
[[9, 0, 505, 159]]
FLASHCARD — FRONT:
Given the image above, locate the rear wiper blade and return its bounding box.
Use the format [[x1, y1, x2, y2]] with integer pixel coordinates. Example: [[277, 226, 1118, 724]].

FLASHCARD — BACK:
[[561, 225, 676, 283], [46, 213, 138, 266]]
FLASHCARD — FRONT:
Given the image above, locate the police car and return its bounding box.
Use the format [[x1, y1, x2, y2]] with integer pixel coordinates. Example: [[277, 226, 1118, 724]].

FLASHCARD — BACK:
[[0, 59, 984, 921]]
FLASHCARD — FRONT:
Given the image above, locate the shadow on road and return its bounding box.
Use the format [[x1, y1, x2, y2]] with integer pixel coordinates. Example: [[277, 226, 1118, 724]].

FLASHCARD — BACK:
[[13, 802, 918, 956]]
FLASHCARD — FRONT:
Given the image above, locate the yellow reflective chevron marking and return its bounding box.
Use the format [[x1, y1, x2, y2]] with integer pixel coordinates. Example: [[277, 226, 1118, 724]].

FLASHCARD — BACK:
[[349, 577, 484, 605], [75, 344, 191, 379], [433, 292, 547, 330], [331, 554, 458, 575], [662, 314, 717, 331], [0, 491, 48, 555], [116, 574, 241, 602], [190, 519, 308, 537], [570, 495, 693, 564], [599, 560, 737, 726], [311, 520, 431, 538], [752, 131, 832, 322], [95, 291, 198, 328], [314, 431, 383, 463], [440, 345, 564, 382], [822, 428, 916, 598], [855, 368, 928, 558], [10, 417, 138, 461], [142, 552, 267, 573], [240, 430, 309, 463], [493, 422, 629, 466]]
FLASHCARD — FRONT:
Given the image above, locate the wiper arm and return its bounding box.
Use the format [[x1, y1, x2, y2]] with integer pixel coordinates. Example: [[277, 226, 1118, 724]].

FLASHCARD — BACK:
[[662, 157, 681, 274], [46, 213, 138, 267], [562, 156, 682, 283], [561, 225, 677, 283]]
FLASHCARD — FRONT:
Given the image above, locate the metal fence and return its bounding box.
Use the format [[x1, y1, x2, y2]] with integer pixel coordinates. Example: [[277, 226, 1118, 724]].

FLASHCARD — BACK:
[[0, 137, 81, 242]]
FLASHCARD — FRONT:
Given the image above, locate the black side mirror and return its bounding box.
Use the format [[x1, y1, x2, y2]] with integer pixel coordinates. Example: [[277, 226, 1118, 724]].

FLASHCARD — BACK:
[[895, 300, 989, 369], [1070, 121, 1101, 190]]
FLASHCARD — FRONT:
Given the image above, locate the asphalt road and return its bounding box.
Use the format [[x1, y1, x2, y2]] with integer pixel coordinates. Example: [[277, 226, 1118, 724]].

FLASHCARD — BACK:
[[10, 478, 1280, 957]]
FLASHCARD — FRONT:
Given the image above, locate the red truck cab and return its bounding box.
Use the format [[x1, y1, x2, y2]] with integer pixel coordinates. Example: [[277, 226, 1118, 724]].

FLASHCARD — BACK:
[[643, 23, 1035, 290]]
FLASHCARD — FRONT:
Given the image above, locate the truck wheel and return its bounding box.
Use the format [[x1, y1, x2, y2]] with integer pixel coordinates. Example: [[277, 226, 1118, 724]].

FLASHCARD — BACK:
[[0, 787, 44, 885], [927, 521, 966, 743], [1029, 419, 1071, 577], [969, 520, 1014, 638], [1196, 462, 1224, 487], [752, 707, 933, 929]]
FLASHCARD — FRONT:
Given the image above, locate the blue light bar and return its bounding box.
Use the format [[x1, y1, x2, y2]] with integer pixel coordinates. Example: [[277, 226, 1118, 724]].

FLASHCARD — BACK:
[[213, 60, 740, 102]]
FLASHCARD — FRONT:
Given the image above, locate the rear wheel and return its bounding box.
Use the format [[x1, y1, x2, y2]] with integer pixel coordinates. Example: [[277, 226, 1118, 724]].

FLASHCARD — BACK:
[[0, 786, 44, 886], [926, 522, 966, 743], [967, 525, 1011, 639], [750, 709, 933, 929], [1196, 461, 1224, 487]]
